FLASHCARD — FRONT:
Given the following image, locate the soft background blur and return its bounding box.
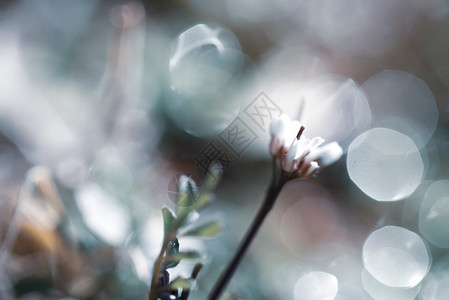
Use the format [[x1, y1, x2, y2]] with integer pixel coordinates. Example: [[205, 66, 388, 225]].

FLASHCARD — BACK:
[[0, 0, 449, 299]]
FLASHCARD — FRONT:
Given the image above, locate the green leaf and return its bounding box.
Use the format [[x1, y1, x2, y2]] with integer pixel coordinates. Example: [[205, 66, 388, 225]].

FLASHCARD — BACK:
[[169, 277, 192, 290], [177, 210, 199, 230], [182, 220, 222, 238], [203, 163, 221, 190], [177, 180, 198, 221], [187, 165, 221, 212], [177, 192, 191, 213], [163, 238, 180, 270], [178, 190, 211, 223], [192, 192, 211, 212], [162, 207, 176, 239], [162, 260, 179, 270], [164, 251, 201, 267]]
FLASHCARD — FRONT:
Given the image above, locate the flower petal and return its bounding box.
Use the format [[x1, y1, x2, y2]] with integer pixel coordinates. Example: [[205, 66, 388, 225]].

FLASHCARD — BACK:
[[308, 142, 343, 167], [284, 139, 299, 171], [269, 113, 290, 137], [305, 136, 325, 152]]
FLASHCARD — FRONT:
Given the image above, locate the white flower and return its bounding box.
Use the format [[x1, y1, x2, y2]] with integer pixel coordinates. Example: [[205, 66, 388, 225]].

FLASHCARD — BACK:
[[283, 136, 325, 172], [269, 114, 343, 178], [269, 113, 302, 157]]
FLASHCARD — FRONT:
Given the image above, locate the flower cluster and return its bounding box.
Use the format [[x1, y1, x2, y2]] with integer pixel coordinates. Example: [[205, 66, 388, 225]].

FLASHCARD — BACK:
[[209, 115, 344, 300], [269, 114, 343, 178]]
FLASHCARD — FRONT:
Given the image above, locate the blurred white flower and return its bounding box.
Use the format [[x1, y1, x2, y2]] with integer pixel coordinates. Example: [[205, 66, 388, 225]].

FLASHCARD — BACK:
[[269, 114, 343, 178], [269, 113, 302, 157]]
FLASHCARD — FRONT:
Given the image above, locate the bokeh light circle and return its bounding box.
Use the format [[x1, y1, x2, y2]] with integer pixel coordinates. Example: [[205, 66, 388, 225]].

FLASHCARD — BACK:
[[294, 271, 338, 300], [347, 128, 423, 201], [363, 226, 431, 288], [362, 269, 421, 300], [169, 24, 243, 98], [361, 70, 438, 149], [420, 256, 449, 300], [75, 183, 131, 246], [165, 87, 240, 137], [167, 24, 245, 137], [419, 180, 449, 248], [297, 75, 371, 151]]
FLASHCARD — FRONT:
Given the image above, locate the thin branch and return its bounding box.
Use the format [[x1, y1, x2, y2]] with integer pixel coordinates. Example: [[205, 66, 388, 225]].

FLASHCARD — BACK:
[[148, 238, 169, 300], [208, 172, 289, 300]]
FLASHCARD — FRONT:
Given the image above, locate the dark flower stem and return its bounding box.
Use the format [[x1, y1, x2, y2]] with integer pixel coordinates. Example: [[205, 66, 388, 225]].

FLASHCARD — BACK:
[[209, 167, 289, 300]]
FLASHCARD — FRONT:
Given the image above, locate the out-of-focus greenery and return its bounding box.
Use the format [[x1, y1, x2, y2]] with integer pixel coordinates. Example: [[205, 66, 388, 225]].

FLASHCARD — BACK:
[[149, 168, 221, 299]]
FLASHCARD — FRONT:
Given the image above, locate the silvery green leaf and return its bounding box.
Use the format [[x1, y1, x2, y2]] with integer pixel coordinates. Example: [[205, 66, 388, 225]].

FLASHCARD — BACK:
[[163, 239, 180, 270], [182, 220, 222, 238], [169, 277, 192, 290], [179, 210, 199, 228], [162, 207, 176, 239], [164, 251, 201, 266]]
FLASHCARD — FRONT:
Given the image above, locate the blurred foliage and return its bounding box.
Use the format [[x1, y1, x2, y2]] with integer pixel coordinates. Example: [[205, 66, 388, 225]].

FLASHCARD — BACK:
[[149, 167, 222, 300]]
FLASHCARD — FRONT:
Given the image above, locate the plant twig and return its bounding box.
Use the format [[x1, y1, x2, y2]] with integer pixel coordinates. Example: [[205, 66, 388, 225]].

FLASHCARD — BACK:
[[209, 171, 289, 300], [149, 238, 169, 300], [180, 263, 203, 300]]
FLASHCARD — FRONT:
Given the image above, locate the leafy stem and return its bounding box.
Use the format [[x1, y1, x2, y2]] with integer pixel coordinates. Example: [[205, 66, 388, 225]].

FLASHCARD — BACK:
[[149, 167, 222, 300]]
